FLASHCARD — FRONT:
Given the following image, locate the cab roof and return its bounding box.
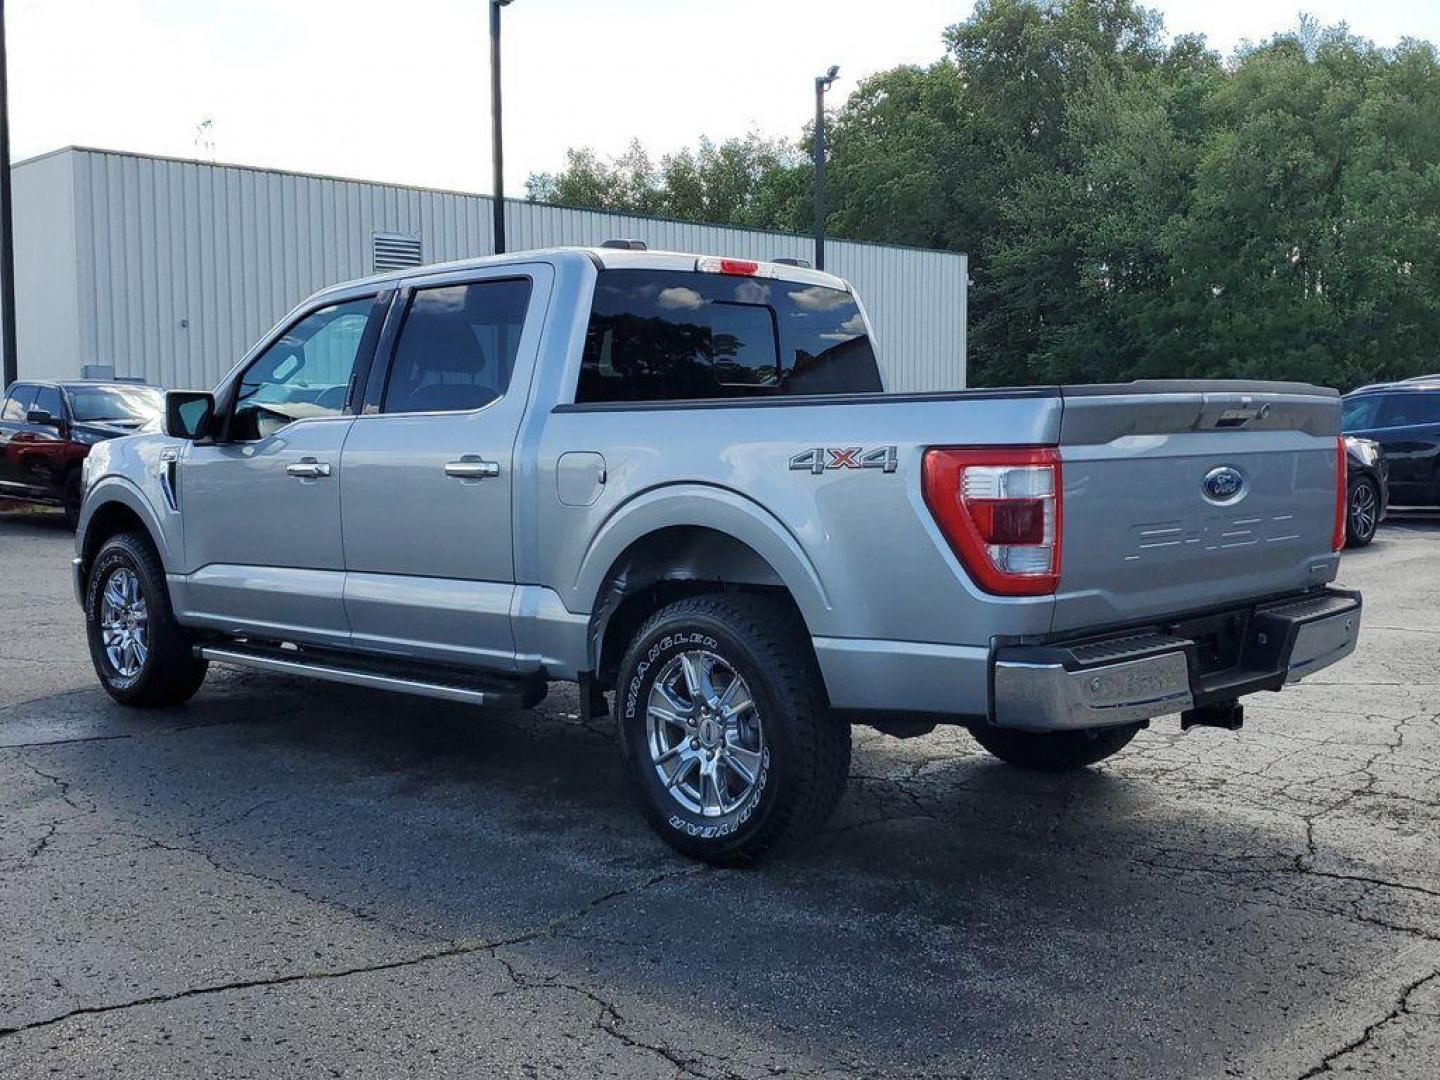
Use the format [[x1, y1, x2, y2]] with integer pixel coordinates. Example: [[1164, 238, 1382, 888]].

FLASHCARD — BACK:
[[316, 245, 851, 301]]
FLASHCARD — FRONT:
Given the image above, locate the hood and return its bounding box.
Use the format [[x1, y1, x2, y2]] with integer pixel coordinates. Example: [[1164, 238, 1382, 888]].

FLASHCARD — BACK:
[[72, 418, 152, 441]]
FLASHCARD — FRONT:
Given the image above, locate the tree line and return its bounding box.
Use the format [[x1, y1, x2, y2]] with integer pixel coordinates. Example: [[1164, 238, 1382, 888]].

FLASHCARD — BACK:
[[524, 0, 1440, 390]]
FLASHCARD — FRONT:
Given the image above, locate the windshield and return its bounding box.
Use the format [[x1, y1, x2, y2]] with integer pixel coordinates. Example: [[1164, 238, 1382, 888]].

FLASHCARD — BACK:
[[65, 385, 163, 423]]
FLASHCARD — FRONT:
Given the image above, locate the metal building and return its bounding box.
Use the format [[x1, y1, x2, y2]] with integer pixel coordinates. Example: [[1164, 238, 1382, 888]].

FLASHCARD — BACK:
[[10, 146, 967, 392]]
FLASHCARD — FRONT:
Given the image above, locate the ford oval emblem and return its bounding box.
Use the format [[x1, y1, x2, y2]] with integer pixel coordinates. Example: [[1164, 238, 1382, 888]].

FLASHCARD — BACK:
[[1202, 466, 1246, 504]]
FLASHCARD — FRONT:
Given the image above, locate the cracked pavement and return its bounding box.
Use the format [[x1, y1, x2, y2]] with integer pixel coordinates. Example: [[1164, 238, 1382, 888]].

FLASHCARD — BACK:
[[0, 506, 1437, 1078]]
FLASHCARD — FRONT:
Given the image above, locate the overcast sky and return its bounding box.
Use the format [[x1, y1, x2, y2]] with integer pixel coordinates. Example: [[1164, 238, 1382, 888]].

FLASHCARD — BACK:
[[9, 0, 1439, 194]]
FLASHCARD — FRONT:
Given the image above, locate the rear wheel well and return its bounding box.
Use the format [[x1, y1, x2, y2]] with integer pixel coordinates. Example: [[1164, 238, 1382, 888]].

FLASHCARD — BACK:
[[591, 526, 812, 690]]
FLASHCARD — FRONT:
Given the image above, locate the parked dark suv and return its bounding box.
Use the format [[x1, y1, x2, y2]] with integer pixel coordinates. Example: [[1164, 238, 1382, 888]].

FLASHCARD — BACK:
[[1342, 381, 1440, 509], [0, 380, 162, 527]]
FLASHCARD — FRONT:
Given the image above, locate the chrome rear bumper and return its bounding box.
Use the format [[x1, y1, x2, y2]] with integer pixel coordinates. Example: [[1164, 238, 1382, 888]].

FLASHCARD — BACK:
[[992, 589, 1361, 732]]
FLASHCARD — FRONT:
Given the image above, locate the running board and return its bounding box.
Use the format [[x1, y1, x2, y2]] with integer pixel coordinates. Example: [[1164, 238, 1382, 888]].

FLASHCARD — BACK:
[[196, 644, 541, 709]]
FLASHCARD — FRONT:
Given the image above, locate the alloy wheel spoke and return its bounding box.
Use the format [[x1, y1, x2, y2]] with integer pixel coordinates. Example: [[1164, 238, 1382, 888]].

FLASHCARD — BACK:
[[648, 704, 688, 729], [678, 653, 708, 701], [701, 760, 727, 815], [724, 743, 762, 785], [719, 680, 753, 720], [661, 751, 699, 790]]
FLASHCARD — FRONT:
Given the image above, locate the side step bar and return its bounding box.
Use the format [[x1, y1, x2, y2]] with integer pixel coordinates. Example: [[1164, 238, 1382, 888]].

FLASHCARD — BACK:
[[196, 644, 542, 710]]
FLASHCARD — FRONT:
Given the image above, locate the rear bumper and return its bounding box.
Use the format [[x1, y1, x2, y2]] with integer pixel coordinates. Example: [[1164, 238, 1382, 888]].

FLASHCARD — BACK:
[[992, 588, 1361, 732]]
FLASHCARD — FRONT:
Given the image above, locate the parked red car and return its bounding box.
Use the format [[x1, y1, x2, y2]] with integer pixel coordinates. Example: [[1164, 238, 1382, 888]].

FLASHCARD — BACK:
[[0, 380, 163, 527]]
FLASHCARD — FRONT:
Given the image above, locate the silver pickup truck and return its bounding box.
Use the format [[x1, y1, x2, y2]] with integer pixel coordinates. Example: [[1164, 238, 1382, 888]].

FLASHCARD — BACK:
[[73, 246, 1362, 862]]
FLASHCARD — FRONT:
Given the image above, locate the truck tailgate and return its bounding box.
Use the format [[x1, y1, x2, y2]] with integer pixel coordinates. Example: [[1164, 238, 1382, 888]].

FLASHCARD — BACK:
[[1053, 382, 1341, 634]]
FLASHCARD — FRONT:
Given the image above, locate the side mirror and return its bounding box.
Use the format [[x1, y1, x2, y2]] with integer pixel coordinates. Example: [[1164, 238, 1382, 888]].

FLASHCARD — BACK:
[[165, 390, 216, 441], [26, 407, 59, 427]]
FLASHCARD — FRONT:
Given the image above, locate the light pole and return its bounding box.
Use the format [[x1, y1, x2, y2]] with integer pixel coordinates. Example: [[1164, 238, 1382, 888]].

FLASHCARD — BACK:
[[813, 65, 839, 272], [489, 0, 514, 255], [0, 0, 15, 387]]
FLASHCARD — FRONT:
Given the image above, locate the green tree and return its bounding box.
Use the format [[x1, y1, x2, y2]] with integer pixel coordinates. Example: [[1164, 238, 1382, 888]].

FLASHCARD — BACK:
[[526, 2, 1440, 390], [525, 133, 808, 231]]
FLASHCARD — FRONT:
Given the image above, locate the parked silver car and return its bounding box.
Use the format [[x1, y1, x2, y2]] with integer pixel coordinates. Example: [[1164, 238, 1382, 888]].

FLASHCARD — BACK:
[[73, 247, 1362, 861]]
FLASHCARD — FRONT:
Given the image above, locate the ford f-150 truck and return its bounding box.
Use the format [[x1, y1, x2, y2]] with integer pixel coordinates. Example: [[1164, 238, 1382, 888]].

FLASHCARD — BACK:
[[73, 246, 1362, 862]]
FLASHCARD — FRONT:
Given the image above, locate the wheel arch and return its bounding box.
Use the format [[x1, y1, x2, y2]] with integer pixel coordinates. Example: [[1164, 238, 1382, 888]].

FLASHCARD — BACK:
[[77, 480, 169, 590], [578, 488, 832, 689]]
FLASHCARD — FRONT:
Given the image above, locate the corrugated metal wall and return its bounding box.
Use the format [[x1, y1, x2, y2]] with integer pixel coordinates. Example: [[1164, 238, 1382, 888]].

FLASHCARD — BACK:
[[20, 148, 966, 392]]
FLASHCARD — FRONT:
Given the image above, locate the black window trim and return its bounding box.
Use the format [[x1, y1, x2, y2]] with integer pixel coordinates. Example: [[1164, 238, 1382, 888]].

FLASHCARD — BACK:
[[364, 273, 536, 420]]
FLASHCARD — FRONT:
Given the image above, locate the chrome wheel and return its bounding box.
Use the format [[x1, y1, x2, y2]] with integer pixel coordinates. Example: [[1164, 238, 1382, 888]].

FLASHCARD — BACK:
[[1350, 482, 1377, 541], [99, 566, 149, 678], [646, 650, 766, 817]]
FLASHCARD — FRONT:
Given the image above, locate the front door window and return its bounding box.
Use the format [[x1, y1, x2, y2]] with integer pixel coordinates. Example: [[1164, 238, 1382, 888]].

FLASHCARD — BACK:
[[232, 298, 376, 441]]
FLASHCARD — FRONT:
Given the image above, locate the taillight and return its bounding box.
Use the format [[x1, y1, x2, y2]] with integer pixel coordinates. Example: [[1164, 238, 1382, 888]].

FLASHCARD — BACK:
[[1333, 435, 1347, 551], [922, 447, 1062, 596]]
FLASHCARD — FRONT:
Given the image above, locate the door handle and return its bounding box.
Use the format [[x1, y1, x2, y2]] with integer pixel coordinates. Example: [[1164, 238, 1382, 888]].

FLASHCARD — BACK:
[[286, 459, 332, 479], [445, 457, 500, 480]]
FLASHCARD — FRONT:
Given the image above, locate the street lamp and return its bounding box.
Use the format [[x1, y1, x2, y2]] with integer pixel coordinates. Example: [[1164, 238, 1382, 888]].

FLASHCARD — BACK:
[[0, 0, 15, 386], [490, 0, 515, 255], [813, 65, 839, 272]]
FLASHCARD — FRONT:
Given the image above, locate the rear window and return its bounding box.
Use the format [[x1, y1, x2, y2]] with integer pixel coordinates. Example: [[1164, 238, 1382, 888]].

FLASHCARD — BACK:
[[576, 269, 882, 404]]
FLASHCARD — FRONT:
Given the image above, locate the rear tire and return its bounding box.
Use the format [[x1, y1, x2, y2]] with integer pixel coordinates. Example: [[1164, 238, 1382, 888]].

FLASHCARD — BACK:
[[1345, 476, 1379, 548], [615, 593, 849, 865], [84, 531, 208, 708], [970, 722, 1141, 772]]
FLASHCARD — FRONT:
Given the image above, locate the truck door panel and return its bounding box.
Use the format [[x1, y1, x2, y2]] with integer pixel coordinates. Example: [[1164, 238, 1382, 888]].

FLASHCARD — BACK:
[[339, 265, 551, 669], [178, 295, 385, 644]]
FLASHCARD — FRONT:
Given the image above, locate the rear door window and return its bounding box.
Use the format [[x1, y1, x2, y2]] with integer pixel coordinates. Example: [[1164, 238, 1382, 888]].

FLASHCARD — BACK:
[[1378, 392, 1440, 428], [577, 269, 882, 403], [382, 278, 532, 415]]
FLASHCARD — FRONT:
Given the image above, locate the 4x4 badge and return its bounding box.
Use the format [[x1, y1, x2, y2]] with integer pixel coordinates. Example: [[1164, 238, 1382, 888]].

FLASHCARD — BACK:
[[789, 446, 898, 475]]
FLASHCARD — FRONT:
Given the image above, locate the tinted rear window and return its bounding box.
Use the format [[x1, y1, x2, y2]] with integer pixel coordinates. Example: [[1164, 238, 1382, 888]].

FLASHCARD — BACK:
[[577, 269, 882, 404]]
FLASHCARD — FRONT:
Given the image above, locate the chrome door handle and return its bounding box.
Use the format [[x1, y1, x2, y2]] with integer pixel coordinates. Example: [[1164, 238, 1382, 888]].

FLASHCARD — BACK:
[[445, 457, 500, 480], [286, 460, 332, 479]]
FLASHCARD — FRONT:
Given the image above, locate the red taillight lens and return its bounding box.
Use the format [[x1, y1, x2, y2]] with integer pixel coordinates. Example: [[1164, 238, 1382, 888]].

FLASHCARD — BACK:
[[922, 447, 1062, 596], [696, 256, 776, 278], [1333, 435, 1347, 552]]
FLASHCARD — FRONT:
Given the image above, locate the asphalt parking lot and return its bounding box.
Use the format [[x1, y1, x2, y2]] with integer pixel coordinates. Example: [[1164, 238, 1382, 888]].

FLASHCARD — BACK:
[[1, 507, 1437, 1079]]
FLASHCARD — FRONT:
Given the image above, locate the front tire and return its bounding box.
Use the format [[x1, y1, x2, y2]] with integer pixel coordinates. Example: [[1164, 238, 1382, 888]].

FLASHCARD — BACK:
[[84, 531, 208, 707], [1346, 476, 1379, 548], [970, 722, 1141, 772], [615, 593, 849, 865]]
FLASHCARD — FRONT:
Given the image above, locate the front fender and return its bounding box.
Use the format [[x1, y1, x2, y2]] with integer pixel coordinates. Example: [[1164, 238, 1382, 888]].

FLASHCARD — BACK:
[[76, 435, 182, 572], [572, 482, 833, 631]]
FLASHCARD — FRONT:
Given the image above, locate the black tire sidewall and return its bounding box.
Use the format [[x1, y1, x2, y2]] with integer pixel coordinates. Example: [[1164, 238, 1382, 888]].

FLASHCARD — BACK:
[[617, 609, 792, 858]]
